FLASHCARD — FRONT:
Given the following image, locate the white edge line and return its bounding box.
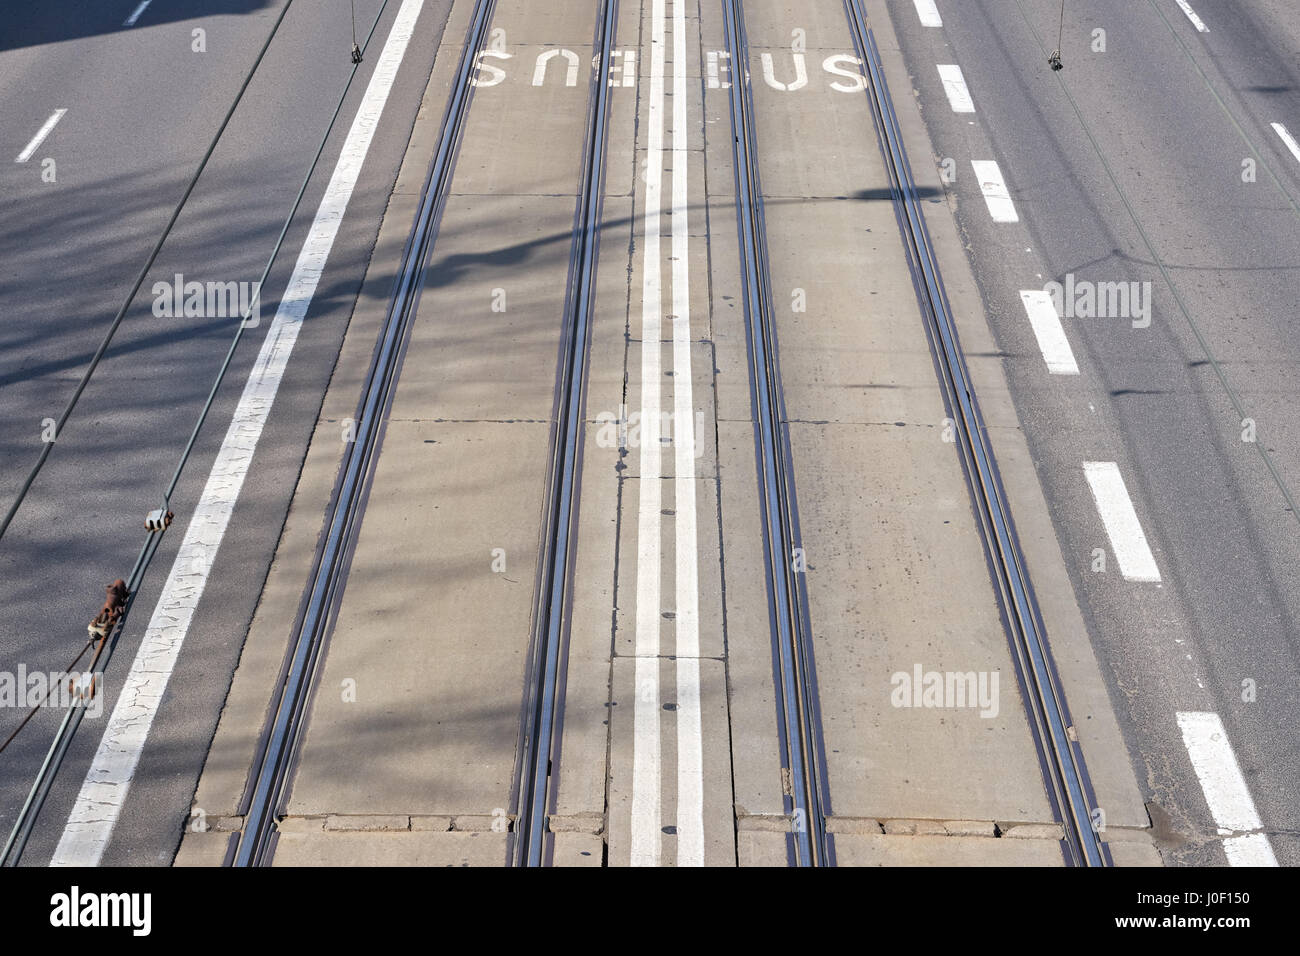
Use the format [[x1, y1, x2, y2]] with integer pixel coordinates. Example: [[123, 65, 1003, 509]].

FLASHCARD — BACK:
[[1082, 461, 1161, 582], [1176, 712, 1277, 866], [15, 109, 67, 164], [49, 0, 428, 867]]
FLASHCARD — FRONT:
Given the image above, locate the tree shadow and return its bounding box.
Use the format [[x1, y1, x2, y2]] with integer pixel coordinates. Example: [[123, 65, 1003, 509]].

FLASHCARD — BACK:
[[0, 0, 277, 53]]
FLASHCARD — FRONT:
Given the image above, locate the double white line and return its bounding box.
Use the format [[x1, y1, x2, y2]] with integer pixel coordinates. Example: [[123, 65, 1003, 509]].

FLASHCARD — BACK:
[[631, 0, 704, 867]]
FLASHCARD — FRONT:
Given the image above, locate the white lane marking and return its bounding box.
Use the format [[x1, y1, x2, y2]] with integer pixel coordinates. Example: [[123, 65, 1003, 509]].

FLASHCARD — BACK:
[[1176, 712, 1278, 866], [936, 64, 974, 113], [532, 48, 579, 87], [123, 0, 152, 27], [1271, 122, 1300, 166], [970, 160, 1018, 222], [1019, 290, 1079, 375], [50, 0, 428, 867], [631, 0, 666, 869], [912, 0, 942, 28], [671, 0, 704, 868], [1175, 0, 1209, 33], [706, 50, 731, 90], [1082, 461, 1161, 582], [631, 653, 660, 862], [1222, 832, 1276, 866], [15, 109, 66, 163]]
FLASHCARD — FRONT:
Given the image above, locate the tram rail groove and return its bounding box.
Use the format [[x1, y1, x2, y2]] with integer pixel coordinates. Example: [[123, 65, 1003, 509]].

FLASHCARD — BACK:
[[842, 0, 1110, 866], [721, 0, 834, 868], [228, 0, 500, 867], [509, 0, 619, 869]]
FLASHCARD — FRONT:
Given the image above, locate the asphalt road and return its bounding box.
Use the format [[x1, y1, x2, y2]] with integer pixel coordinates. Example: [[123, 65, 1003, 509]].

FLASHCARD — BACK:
[[0, 0, 452, 865], [886, 0, 1300, 865]]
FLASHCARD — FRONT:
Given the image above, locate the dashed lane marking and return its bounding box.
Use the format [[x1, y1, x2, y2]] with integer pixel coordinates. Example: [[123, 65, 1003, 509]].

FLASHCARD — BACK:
[[937, 64, 974, 113], [1019, 290, 1079, 375], [1082, 461, 1161, 583], [971, 159, 1018, 222]]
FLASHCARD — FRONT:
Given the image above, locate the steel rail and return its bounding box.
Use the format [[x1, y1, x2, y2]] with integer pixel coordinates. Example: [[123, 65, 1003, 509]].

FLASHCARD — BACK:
[[229, 0, 499, 866], [510, 0, 618, 868], [721, 0, 832, 867], [842, 0, 1110, 866]]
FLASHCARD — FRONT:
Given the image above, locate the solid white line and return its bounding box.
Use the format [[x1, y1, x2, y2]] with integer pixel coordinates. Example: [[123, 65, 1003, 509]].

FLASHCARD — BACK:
[[936, 64, 974, 113], [1082, 462, 1161, 582], [1271, 122, 1300, 166], [912, 0, 942, 28], [1176, 712, 1277, 866], [15, 109, 66, 163], [1175, 0, 1209, 33], [123, 0, 152, 27], [631, 0, 666, 869], [970, 160, 1018, 222], [50, 0, 428, 868], [1019, 290, 1079, 375], [671, 0, 704, 868]]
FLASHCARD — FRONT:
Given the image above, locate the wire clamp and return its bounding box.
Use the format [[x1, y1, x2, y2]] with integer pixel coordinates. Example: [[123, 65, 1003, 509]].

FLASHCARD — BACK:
[[68, 671, 97, 704], [88, 579, 129, 639]]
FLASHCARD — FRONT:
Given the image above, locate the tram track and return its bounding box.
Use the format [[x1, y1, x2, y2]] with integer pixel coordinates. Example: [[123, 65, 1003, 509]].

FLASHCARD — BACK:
[[715, 0, 1115, 867], [229, 0, 501, 867], [0, 0, 1151, 870], [840, 0, 1110, 866], [510, 0, 619, 868], [721, 0, 834, 869], [229, 0, 621, 868], [87, 0, 1124, 868]]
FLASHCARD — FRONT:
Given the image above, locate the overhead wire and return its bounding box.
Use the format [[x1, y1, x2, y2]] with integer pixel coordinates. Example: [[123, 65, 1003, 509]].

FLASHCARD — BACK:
[[0, 0, 300, 548], [1011, 0, 1300, 530]]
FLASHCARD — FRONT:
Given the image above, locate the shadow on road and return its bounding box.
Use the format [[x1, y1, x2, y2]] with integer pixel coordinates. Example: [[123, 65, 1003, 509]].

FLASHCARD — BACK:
[[0, 0, 277, 54]]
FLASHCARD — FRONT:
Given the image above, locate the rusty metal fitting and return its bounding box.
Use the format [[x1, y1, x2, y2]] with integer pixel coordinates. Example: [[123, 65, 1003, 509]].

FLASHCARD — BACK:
[[87, 579, 129, 639]]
